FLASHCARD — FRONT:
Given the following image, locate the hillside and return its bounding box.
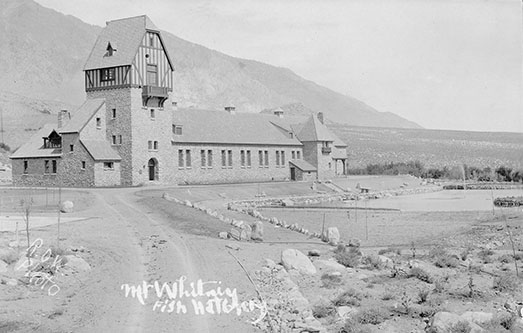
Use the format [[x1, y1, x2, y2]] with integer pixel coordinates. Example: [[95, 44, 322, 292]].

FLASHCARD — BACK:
[[0, 0, 419, 152]]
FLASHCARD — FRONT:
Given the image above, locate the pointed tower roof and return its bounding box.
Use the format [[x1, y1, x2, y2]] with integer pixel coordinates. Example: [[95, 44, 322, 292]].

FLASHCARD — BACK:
[[84, 15, 172, 71], [295, 114, 336, 142]]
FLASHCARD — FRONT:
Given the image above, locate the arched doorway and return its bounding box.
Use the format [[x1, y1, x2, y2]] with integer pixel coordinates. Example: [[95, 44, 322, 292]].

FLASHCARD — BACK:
[[148, 158, 158, 181]]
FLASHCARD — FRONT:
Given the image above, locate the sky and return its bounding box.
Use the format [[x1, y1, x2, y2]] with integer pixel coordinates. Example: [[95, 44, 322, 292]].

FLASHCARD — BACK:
[[36, 0, 522, 133]]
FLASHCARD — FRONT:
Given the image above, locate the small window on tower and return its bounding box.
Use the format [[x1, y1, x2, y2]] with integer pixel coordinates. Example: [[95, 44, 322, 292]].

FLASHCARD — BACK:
[[150, 109, 155, 119], [101, 68, 115, 81], [96, 117, 101, 128], [82, 161, 86, 170], [70, 144, 74, 152], [112, 108, 116, 119]]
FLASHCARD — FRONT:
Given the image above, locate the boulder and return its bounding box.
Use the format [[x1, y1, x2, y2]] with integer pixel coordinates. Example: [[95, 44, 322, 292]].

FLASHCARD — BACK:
[[282, 199, 294, 207], [64, 255, 91, 272], [429, 312, 484, 333], [460, 312, 494, 326], [251, 221, 264, 241], [0, 260, 7, 273], [229, 228, 241, 241], [60, 201, 74, 213], [261, 258, 276, 269], [348, 238, 361, 248], [218, 232, 228, 239], [378, 255, 394, 268], [242, 225, 252, 240], [281, 249, 317, 275], [337, 306, 355, 318], [326, 227, 340, 245]]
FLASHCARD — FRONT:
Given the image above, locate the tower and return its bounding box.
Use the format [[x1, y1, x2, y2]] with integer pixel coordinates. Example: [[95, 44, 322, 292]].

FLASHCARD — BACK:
[[83, 16, 174, 186]]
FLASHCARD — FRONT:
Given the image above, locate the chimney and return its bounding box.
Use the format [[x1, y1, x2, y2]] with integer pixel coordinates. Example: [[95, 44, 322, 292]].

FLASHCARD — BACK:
[[224, 106, 236, 115], [273, 107, 284, 118], [317, 112, 324, 124], [57, 109, 71, 128]]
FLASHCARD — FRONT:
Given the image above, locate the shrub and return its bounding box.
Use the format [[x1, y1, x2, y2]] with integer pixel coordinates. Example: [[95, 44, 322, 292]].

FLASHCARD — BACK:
[[343, 318, 372, 333], [361, 255, 384, 270], [418, 288, 430, 304], [478, 249, 495, 263], [498, 254, 513, 264], [321, 273, 342, 289], [381, 291, 395, 300], [333, 288, 363, 307], [0, 250, 18, 265], [449, 320, 472, 333], [484, 312, 517, 331], [378, 247, 401, 256], [0, 142, 11, 152], [312, 302, 336, 319], [335, 247, 362, 268], [429, 246, 448, 259], [493, 274, 521, 293], [355, 307, 388, 325], [460, 246, 473, 261], [409, 267, 433, 283], [434, 255, 459, 268], [433, 276, 449, 293]]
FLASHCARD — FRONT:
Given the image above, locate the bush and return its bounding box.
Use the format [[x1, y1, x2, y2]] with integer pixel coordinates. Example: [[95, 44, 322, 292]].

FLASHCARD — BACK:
[[335, 247, 362, 268], [484, 312, 517, 331], [493, 274, 520, 293], [321, 273, 342, 289], [312, 302, 336, 319], [361, 255, 384, 270], [478, 249, 495, 263], [498, 254, 514, 264], [355, 307, 388, 325], [381, 291, 395, 300], [378, 247, 401, 256], [429, 246, 448, 259], [333, 288, 363, 307], [343, 318, 372, 333], [418, 288, 430, 304], [449, 320, 472, 333], [434, 255, 459, 268], [0, 142, 11, 152], [433, 276, 449, 294], [409, 267, 433, 283], [460, 247, 473, 261]]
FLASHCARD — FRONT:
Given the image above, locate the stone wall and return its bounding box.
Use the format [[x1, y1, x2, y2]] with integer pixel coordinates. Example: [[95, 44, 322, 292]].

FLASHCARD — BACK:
[[12, 158, 60, 187], [94, 161, 121, 186], [171, 144, 302, 184], [59, 134, 95, 187]]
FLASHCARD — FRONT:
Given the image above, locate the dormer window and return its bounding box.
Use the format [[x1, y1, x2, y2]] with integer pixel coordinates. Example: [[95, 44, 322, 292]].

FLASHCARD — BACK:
[[104, 42, 116, 57], [172, 125, 182, 135], [43, 131, 61, 148], [101, 68, 115, 81]]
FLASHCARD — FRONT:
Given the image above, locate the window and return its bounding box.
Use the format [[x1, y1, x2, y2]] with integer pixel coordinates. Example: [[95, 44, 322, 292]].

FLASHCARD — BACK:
[[103, 162, 114, 170], [258, 150, 263, 167], [23, 161, 28, 174], [112, 135, 117, 145], [246, 150, 251, 167], [276, 151, 280, 166], [292, 151, 296, 159], [264, 150, 269, 166], [52, 160, 57, 174], [178, 150, 184, 168], [240, 150, 245, 167], [186, 149, 191, 167], [227, 150, 232, 167], [112, 108, 116, 119], [281, 151, 285, 165], [96, 117, 101, 128], [201, 150, 206, 167], [81, 161, 86, 170], [101, 68, 115, 81], [118, 135, 122, 145], [173, 125, 182, 135], [153, 141, 158, 150], [149, 35, 154, 47], [207, 150, 213, 167], [70, 144, 74, 152], [44, 160, 49, 174], [150, 109, 155, 119], [221, 150, 226, 167], [146, 64, 158, 86], [297, 151, 301, 159]]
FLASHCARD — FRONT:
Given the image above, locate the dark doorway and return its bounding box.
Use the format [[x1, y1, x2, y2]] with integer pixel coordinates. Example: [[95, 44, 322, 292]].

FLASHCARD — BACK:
[[290, 167, 296, 181], [148, 158, 157, 181]]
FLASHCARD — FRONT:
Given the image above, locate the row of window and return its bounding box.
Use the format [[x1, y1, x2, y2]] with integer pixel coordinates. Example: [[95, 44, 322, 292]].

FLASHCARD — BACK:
[[22, 160, 114, 174], [177, 149, 301, 169], [148, 140, 159, 151]]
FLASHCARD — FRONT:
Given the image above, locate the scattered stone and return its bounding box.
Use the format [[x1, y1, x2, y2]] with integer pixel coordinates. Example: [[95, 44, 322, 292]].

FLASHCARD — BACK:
[[218, 232, 228, 239], [64, 255, 91, 272], [326, 227, 340, 245], [225, 243, 240, 251], [251, 221, 264, 241], [281, 249, 317, 275], [60, 200, 74, 213], [308, 249, 320, 257]]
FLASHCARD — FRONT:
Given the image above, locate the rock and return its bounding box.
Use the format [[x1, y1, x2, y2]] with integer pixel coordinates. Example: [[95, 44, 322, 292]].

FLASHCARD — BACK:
[[0, 260, 7, 273], [225, 243, 240, 251], [64, 255, 91, 272], [261, 258, 276, 269], [348, 238, 361, 248], [60, 200, 74, 213], [288, 290, 310, 312], [378, 255, 394, 268], [308, 249, 320, 257], [281, 249, 317, 275], [218, 232, 228, 239], [282, 199, 294, 206], [229, 228, 241, 241], [460, 312, 494, 325], [326, 227, 340, 245], [429, 312, 484, 333], [337, 306, 355, 318], [314, 259, 346, 273], [242, 225, 252, 240], [251, 221, 264, 241]]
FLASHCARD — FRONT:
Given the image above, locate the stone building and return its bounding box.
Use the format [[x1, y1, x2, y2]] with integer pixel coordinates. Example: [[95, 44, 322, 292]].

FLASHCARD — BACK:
[[10, 15, 348, 187]]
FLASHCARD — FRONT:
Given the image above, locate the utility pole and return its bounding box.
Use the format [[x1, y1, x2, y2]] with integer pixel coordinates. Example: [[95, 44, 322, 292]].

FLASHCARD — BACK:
[[0, 105, 4, 145]]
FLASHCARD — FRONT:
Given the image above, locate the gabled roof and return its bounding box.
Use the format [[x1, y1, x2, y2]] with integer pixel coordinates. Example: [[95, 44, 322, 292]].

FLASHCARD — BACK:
[[59, 99, 105, 134], [295, 114, 337, 142], [172, 109, 303, 146], [289, 159, 317, 172], [84, 15, 172, 71], [81, 140, 121, 161], [10, 124, 62, 159]]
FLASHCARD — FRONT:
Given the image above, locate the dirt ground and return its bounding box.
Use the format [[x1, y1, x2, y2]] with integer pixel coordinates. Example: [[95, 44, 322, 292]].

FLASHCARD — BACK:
[[0, 178, 522, 332]]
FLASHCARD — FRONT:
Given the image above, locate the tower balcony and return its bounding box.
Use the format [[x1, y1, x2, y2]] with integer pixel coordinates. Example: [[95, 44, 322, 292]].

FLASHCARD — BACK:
[[142, 85, 169, 107], [321, 147, 332, 154]]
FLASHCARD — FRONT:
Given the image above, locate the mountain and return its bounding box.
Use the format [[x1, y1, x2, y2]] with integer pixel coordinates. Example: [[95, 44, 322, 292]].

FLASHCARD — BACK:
[[0, 0, 420, 151]]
